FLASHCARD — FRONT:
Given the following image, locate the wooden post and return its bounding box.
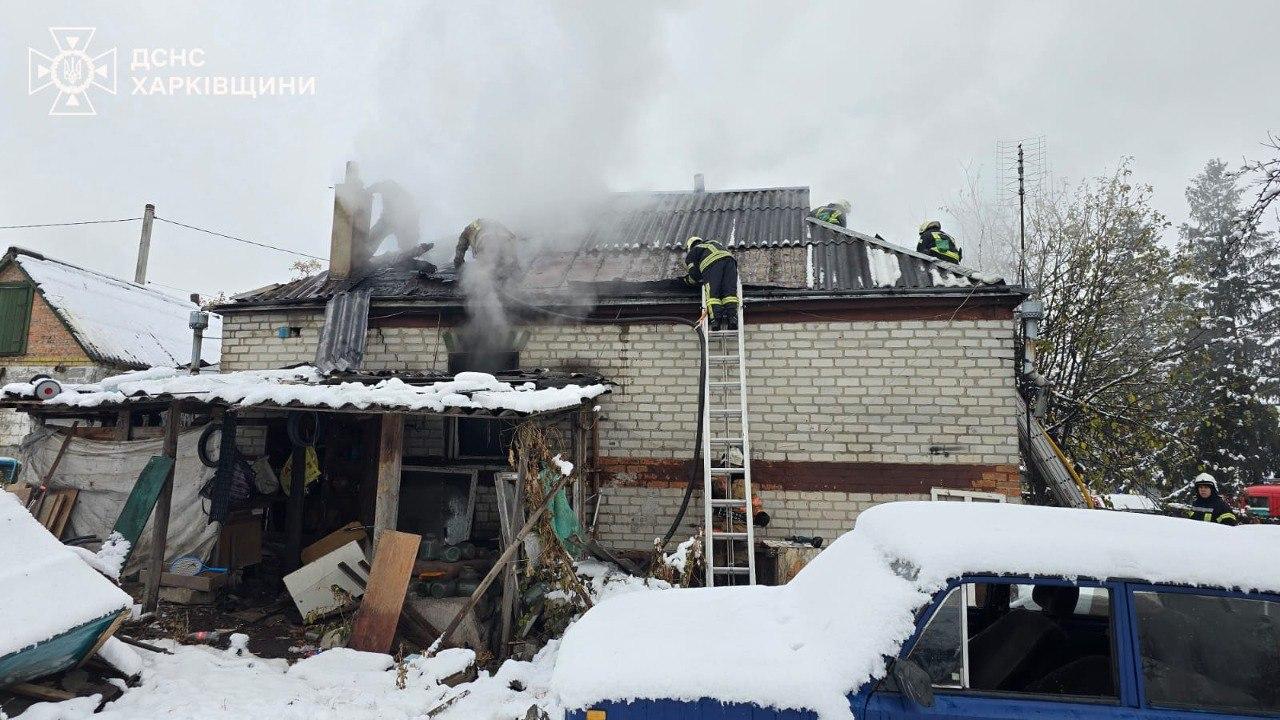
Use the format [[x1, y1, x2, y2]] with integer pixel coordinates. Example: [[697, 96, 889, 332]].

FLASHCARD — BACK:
[[573, 408, 588, 528], [113, 410, 131, 441], [374, 413, 404, 544], [143, 400, 181, 612], [497, 464, 525, 659], [285, 437, 306, 572]]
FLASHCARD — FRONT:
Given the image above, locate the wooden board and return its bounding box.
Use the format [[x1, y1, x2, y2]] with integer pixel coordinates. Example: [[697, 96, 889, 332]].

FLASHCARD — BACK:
[[112, 455, 175, 546], [3, 483, 31, 505], [347, 530, 420, 653], [301, 521, 367, 565], [36, 488, 78, 538]]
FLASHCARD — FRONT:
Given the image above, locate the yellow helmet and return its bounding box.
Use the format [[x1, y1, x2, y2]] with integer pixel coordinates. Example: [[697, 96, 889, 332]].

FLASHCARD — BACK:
[[919, 220, 941, 233], [685, 235, 702, 250]]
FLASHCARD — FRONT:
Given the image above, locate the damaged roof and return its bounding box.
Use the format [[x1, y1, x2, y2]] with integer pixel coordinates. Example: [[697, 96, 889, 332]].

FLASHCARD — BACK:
[[223, 186, 1012, 309], [1, 247, 222, 369]]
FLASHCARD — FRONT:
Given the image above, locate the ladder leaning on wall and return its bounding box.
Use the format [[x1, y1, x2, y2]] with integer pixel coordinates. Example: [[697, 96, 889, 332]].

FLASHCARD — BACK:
[[700, 279, 757, 587]]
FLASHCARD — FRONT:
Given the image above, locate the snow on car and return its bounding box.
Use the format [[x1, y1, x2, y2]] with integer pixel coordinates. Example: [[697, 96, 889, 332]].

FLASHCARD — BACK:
[[554, 501, 1280, 720]]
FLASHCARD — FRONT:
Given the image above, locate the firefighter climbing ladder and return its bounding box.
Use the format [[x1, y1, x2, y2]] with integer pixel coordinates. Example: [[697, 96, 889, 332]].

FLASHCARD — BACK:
[[701, 279, 757, 586]]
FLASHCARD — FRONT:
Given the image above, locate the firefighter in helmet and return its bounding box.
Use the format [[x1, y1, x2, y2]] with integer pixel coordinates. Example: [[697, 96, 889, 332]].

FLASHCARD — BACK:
[[917, 220, 963, 263], [684, 235, 739, 331]]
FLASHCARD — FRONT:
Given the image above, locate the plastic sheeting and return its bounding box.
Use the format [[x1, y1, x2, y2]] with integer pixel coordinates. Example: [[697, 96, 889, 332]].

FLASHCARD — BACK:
[[19, 426, 219, 575]]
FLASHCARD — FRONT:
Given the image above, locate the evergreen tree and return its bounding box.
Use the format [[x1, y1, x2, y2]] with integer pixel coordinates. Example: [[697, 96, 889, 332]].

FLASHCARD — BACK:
[[1166, 159, 1280, 492]]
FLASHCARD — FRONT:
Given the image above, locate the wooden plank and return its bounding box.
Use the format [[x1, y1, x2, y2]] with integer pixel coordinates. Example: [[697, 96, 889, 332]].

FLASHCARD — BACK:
[[373, 413, 404, 544], [3, 483, 32, 505], [347, 529, 420, 653], [49, 488, 78, 538], [431, 470, 573, 654], [113, 410, 131, 441], [301, 521, 367, 565], [112, 456, 176, 547], [143, 401, 182, 613], [7, 682, 76, 702], [75, 610, 129, 670]]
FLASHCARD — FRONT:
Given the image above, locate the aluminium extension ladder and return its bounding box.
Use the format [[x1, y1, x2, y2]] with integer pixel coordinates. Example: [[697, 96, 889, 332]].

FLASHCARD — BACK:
[[701, 279, 757, 586]]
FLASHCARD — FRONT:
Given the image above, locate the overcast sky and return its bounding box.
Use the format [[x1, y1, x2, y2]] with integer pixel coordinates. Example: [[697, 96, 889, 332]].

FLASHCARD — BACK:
[[1, 0, 1277, 299]]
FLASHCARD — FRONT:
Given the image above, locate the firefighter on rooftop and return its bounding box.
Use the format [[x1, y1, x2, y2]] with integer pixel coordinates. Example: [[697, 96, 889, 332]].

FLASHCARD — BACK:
[[809, 199, 851, 227], [454, 218, 520, 277], [917, 220, 963, 263], [684, 235, 739, 331]]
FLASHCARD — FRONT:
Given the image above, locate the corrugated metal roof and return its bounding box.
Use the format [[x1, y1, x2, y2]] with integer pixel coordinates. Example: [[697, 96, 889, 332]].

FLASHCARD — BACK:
[[581, 187, 810, 250], [314, 288, 371, 374], [806, 221, 1004, 291], [225, 186, 1008, 307]]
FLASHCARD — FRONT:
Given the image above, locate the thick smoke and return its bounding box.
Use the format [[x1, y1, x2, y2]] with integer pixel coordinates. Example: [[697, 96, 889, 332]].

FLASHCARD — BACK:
[[345, 2, 677, 358]]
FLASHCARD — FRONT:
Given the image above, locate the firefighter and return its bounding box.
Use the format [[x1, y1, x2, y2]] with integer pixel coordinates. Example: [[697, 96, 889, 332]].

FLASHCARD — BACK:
[[684, 235, 739, 331], [809, 200, 851, 227], [917, 220, 963, 263], [454, 218, 520, 277], [1187, 473, 1238, 526]]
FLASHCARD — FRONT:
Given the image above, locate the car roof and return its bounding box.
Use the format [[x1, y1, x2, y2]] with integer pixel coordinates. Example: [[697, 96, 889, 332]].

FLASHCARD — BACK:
[[848, 502, 1280, 594]]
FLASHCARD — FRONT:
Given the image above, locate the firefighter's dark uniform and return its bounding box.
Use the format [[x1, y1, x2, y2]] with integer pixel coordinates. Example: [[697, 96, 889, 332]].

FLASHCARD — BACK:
[[917, 220, 963, 263], [809, 201, 850, 227], [684, 236, 739, 329], [1187, 478, 1239, 526]]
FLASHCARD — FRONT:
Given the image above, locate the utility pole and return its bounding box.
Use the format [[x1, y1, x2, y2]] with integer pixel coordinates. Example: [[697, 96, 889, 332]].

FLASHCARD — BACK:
[[134, 203, 156, 285]]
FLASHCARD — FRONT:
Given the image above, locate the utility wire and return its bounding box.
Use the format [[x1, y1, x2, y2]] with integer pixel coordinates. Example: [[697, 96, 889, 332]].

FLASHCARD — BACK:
[[0, 217, 142, 230], [153, 216, 328, 261]]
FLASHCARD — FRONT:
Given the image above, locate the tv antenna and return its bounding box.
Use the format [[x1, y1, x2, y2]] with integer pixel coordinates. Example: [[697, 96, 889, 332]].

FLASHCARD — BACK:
[[997, 137, 1048, 287]]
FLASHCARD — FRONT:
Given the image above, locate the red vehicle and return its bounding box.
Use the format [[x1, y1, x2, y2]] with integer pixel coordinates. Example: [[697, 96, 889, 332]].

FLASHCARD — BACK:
[[1243, 485, 1280, 523]]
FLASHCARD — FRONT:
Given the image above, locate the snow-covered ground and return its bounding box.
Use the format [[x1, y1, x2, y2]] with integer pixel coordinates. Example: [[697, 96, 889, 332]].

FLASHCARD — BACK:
[[14, 562, 674, 720]]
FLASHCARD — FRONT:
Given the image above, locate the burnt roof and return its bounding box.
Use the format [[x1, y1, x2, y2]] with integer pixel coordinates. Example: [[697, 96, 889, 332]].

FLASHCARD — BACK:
[[222, 186, 1014, 310]]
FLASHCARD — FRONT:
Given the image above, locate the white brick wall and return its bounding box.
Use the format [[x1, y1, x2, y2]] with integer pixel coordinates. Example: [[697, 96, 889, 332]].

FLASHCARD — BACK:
[[592, 484, 930, 551], [0, 363, 115, 453], [218, 312, 1019, 467]]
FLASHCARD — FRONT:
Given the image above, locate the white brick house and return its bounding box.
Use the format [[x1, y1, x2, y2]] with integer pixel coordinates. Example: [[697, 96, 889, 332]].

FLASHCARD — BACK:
[[217, 185, 1026, 553]]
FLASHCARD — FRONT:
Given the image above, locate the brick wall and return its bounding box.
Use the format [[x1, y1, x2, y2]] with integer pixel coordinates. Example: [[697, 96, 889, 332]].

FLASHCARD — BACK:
[[218, 308, 1021, 549]]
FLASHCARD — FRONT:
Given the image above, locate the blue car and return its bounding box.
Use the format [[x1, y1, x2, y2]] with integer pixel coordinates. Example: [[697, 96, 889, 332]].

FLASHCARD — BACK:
[[556, 502, 1280, 720]]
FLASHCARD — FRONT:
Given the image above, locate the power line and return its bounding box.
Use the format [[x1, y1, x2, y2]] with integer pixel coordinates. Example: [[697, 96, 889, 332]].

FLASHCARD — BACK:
[[0, 217, 142, 230], [153, 216, 328, 261]]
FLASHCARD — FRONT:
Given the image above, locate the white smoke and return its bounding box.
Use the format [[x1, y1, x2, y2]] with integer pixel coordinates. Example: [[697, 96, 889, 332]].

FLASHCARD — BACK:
[[346, 2, 678, 354]]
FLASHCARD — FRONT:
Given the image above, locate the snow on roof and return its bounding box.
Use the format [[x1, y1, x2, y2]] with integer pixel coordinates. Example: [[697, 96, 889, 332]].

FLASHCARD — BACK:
[[2, 366, 609, 416], [552, 501, 1280, 720], [1101, 493, 1160, 511], [0, 490, 132, 659], [10, 249, 221, 369]]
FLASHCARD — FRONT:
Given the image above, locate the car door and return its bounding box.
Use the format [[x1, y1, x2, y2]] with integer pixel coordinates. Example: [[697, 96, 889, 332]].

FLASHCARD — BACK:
[[862, 576, 1144, 720], [1125, 583, 1280, 720]]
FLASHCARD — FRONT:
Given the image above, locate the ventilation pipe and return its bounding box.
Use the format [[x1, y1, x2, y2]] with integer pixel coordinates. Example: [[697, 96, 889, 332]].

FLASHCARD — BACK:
[[693, 173, 705, 192]]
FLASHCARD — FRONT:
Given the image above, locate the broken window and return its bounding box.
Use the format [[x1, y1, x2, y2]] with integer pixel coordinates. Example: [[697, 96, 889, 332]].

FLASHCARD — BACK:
[[906, 581, 1117, 700], [1135, 591, 1280, 714]]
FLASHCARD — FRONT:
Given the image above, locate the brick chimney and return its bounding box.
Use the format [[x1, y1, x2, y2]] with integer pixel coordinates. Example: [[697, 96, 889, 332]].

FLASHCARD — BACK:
[[693, 173, 705, 192], [329, 161, 372, 278]]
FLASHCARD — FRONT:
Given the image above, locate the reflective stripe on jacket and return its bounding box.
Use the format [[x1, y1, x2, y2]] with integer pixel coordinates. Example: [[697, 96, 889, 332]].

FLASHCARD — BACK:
[[684, 239, 733, 284]]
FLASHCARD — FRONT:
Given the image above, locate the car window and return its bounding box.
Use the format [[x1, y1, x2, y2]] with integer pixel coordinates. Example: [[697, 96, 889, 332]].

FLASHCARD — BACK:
[[907, 581, 1117, 700], [907, 586, 964, 687], [1134, 591, 1280, 715]]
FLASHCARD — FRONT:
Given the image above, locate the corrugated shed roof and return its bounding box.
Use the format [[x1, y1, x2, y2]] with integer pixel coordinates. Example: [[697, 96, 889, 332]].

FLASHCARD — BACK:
[[4, 247, 221, 369], [805, 221, 1004, 291], [581, 187, 810, 250], [225, 186, 1009, 307]]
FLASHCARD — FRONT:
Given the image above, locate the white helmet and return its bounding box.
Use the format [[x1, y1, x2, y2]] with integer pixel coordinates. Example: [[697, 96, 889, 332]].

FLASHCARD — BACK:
[[1193, 472, 1218, 491]]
